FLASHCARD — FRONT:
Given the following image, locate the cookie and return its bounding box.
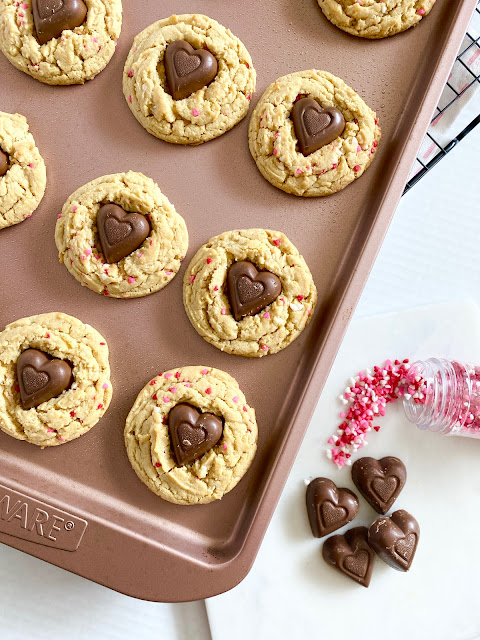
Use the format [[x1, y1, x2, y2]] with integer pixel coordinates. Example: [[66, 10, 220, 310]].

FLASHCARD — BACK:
[[317, 0, 435, 39], [0, 312, 112, 446], [0, 112, 46, 230], [123, 14, 256, 145], [55, 171, 188, 298], [0, 0, 122, 85], [248, 70, 381, 197], [124, 366, 258, 505], [183, 229, 317, 357]]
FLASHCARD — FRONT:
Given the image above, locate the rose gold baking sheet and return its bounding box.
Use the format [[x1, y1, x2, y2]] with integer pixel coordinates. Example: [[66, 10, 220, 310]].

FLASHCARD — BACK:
[[1, 0, 477, 603]]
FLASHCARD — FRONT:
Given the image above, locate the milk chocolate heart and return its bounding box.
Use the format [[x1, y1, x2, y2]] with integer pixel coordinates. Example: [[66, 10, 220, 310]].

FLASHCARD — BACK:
[[368, 509, 420, 571], [32, 0, 87, 45], [164, 40, 218, 101], [17, 349, 73, 410], [227, 261, 281, 322], [97, 204, 150, 264], [306, 477, 359, 538], [322, 526, 375, 587], [0, 149, 9, 177], [291, 97, 345, 156], [168, 403, 223, 466], [352, 456, 407, 514]]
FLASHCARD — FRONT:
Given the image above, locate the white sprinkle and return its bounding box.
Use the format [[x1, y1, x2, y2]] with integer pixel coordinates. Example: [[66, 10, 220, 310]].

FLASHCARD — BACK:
[[100, 273, 109, 282], [153, 406, 161, 413], [71, 382, 78, 390], [404, 393, 411, 400], [290, 302, 304, 312]]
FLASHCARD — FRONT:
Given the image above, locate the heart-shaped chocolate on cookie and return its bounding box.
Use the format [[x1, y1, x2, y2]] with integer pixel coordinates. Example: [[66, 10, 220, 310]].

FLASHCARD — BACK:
[[164, 40, 218, 101], [322, 526, 375, 587], [0, 149, 9, 177], [291, 97, 345, 156], [168, 403, 224, 466], [368, 509, 420, 572], [306, 477, 359, 538], [352, 456, 407, 514], [97, 203, 151, 264], [227, 261, 282, 322], [17, 348, 73, 410], [32, 0, 87, 45]]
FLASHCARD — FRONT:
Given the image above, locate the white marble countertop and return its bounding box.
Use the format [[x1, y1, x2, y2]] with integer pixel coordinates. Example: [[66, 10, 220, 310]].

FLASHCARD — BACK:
[[1, 103, 479, 640]]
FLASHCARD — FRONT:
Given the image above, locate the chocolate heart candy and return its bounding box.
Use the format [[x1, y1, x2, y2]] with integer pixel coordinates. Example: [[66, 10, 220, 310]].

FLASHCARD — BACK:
[[306, 477, 359, 538], [97, 203, 151, 264], [322, 526, 375, 588], [227, 261, 282, 322], [368, 509, 420, 572], [164, 40, 218, 101], [291, 97, 345, 156], [32, 0, 87, 45], [168, 403, 223, 466], [352, 456, 407, 514], [17, 349, 73, 410], [0, 149, 9, 177]]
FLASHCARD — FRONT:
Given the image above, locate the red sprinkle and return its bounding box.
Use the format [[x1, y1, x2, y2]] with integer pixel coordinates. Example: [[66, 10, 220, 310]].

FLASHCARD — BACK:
[[205, 387, 212, 395]]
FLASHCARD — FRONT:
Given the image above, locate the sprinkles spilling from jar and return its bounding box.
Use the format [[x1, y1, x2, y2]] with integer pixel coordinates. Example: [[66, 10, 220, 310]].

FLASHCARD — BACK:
[[326, 359, 426, 468]]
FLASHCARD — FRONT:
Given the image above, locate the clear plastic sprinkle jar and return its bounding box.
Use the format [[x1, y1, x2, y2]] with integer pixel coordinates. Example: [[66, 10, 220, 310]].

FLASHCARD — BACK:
[[403, 358, 480, 438]]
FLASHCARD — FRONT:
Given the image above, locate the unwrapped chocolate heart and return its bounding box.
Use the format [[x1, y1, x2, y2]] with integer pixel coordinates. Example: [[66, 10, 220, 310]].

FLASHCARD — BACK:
[[322, 526, 375, 587], [227, 261, 281, 322], [164, 40, 218, 101], [291, 97, 345, 156], [17, 348, 73, 410], [168, 403, 224, 466], [352, 456, 407, 514], [306, 477, 359, 538], [97, 203, 150, 264], [32, 0, 88, 45], [368, 509, 420, 571]]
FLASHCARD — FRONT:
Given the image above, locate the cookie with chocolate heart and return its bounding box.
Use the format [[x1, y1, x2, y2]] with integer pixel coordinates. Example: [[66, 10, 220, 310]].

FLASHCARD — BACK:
[[227, 261, 281, 321], [368, 509, 420, 571], [168, 403, 223, 465], [17, 349, 73, 410], [352, 456, 407, 514], [322, 526, 375, 587], [164, 40, 218, 100], [124, 366, 258, 505], [306, 477, 359, 538], [97, 203, 151, 264], [183, 229, 317, 357]]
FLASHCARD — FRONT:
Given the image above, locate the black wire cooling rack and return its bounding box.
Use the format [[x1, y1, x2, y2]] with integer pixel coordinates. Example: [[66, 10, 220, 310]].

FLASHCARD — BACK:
[[404, 3, 480, 194]]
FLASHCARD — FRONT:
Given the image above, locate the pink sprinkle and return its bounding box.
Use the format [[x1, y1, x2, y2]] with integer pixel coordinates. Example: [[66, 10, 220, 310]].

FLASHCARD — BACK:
[[127, 69, 133, 77], [97, 404, 103, 410], [28, 163, 34, 169], [102, 383, 108, 389], [22, 3, 28, 8], [46, 333, 50, 338], [165, 372, 172, 379], [417, 7, 425, 14], [297, 295, 304, 302], [150, 240, 154, 246], [85, 248, 92, 256], [247, 94, 251, 101], [296, 168, 303, 175], [190, 275, 196, 283], [201, 369, 208, 375], [307, 308, 311, 316], [273, 239, 280, 246], [260, 345, 269, 351], [93, 37, 98, 43], [128, 95, 132, 103], [221, 308, 227, 315], [263, 312, 270, 319], [165, 270, 172, 276], [168, 387, 177, 393], [47, 428, 55, 433], [332, 163, 338, 169], [243, 406, 247, 412], [81, 256, 87, 261], [223, 443, 228, 450], [354, 165, 361, 172], [57, 435, 65, 442], [137, 252, 143, 258], [273, 148, 278, 156], [72, 205, 77, 212], [128, 276, 136, 284], [163, 396, 170, 403], [232, 396, 239, 403], [175, 371, 181, 379], [57, 214, 62, 219], [214, 285, 219, 291], [205, 387, 212, 395], [192, 108, 200, 117], [357, 145, 362, 152], [274, 132, 280, 139], [155, 462, 161, 468], [184, 382, 191, 387], [18, 12, 24, 17]]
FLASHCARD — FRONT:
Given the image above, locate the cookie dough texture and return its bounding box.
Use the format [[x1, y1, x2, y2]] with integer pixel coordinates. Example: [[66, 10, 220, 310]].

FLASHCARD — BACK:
[[123, 14, 256, 145], [55, 171, 188, 298], [0, 112, 46, 229], [0, 312, 112, 446], [125, 366, 258, 505], [248, 70, 381, 197], [183, 229, 317, 357], [318, 0, 435, 38], [0, 0, 122, 84]]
